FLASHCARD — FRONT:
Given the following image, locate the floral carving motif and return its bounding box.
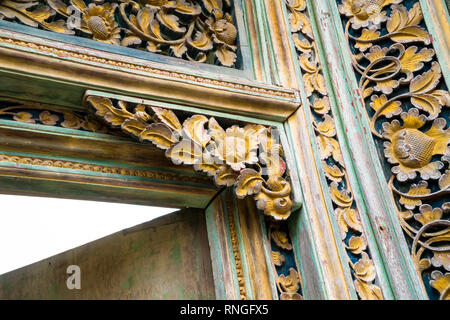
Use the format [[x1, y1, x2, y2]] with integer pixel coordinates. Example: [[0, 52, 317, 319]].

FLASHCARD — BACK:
[[287, 0, 383, 299], [276, 268, 302, 300], [338, 0, 450, 299], [0, 0, 239, 67], [339, 0, 402, 30], [86, 95, 293, 220], [0, 102, 114, 134]]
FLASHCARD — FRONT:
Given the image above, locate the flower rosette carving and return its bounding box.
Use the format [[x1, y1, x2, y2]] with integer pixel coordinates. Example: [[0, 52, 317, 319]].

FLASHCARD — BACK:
[[0, 0, 239, 67], [338, 0, 450, 299], [286, 0, 384, 299], [86, 95, 294, 220]]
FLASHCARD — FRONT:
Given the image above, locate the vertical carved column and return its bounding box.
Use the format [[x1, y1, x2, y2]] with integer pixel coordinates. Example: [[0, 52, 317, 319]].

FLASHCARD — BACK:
[[263, 0, 358, 299], [334, 0, 449, 300], [284, 0, 389, 300], [306, 0, 450, 299]]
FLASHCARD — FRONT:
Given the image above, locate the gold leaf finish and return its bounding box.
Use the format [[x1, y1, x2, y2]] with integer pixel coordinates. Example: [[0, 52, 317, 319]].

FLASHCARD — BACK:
[[86, 95, 294, 220], [0, 0, 239, 67], [287, 0, 384, 299], [339, 0, 450, 299]]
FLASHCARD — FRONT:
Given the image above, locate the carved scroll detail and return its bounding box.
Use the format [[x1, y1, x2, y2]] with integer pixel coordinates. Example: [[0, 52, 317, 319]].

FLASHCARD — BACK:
[[0, 0, 239, 67], [338, 0, 450, 300], [286, 0, 384, 299], [85, 95, 294, 220]]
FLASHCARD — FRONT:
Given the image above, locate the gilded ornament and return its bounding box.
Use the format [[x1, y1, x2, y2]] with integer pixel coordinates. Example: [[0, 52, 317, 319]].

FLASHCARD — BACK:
[[82, 3, 120, 44], [339, 0, 402, 30], [430, 271, 450, 300], [287, 0, 384, 299], [86, 95, 294, 220], [276, 268, 302, 300], [382, 109, 449, 181], [339, 0, 450, 299], [271, 251, 285, 267], [0, 0, 239, 67]]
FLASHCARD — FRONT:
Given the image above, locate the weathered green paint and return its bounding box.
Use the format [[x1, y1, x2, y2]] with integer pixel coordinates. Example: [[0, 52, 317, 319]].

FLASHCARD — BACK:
[[205, 195, 240, 300], [419, 0, 450, 87], [0, 208, 215, 300], [311, 0, 427, 299]]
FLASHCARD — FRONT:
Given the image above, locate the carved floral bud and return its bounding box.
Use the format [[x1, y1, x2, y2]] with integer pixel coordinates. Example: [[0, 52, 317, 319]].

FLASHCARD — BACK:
[[382, 109, 450, 181], [82, 3, 120, 44]]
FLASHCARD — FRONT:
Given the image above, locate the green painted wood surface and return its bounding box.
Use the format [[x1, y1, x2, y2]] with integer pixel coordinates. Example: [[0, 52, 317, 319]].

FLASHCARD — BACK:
[[0, 208, 215, 300], [279, 1, 356, 299]]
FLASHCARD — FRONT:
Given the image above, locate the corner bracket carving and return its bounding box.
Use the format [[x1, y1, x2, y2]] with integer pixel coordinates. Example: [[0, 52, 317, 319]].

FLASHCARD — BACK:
[[84, 93, 294, 220]]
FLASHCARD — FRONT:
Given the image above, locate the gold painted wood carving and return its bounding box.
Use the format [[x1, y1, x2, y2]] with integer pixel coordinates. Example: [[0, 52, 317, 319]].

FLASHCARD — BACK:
[[286, 0, 384, 299], [0, 102, 116, 134], [85, 94, 294, 220], [269, 222, 303, 300], [338, 0, 450, 300], [0, 0, 239, 67]]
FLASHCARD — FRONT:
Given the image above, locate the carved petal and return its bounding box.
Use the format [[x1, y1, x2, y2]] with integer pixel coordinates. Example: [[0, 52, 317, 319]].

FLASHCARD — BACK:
[[13, 112, 35, 124], [182, 114, 210, 147], [39, 111, 59, 126], [353, 252, 377, 282], [347, 236, 368, 255], [330, 181, 353, 208]]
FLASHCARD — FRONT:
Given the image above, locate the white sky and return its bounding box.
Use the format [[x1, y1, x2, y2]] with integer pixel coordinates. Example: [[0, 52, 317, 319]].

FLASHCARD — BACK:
[[0, 194, 176, 275]]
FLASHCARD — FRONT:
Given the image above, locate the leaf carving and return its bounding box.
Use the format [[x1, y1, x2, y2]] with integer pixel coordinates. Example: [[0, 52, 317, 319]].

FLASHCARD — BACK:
[[399, 181, 431, 210], [214, 165, 238, 187], [215, 45, 237, 67], [235, 169, 264, 199], [409, 63, 449, 119], [87, 96, 132, 126], [152, 106, 182, 131], [354, 279, 384, 300], [140, 122, 176, 149], [370, 95, 402, 118]]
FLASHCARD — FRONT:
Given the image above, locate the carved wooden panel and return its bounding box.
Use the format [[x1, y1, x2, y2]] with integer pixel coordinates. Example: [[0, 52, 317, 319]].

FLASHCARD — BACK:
[[285, 0, 384, 299], [336, 0, 450, 300], [0, 0, 240, 67]]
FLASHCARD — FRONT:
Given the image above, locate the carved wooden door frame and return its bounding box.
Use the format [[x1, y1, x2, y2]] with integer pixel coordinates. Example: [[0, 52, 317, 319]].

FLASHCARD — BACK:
[[1, 0, 448, 300]]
